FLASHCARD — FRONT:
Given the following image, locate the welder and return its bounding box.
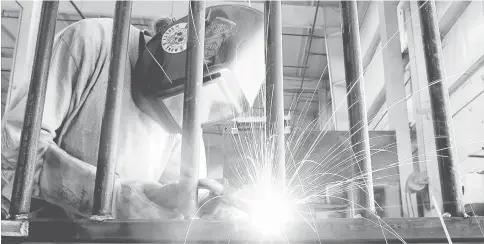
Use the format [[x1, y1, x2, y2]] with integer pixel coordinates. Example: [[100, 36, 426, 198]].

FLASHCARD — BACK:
[[1, 5, 264, 220]]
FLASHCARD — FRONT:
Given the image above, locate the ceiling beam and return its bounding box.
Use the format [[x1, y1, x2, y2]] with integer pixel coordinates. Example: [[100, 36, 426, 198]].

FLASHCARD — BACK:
[[283, 33, 325, 39], [1, 47, 14, 59], [1, 10, 151, 27], [438, 1, 471, 38], [1, 24, 16, 41], [284, 78, 321, 91], [237, 1, 340, 8], [69, 0, 85, 19], [359, 1, 380, 73]]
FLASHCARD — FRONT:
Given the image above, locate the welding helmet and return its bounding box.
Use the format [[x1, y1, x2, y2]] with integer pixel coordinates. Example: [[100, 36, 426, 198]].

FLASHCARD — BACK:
[[137, 5, 265, 131]]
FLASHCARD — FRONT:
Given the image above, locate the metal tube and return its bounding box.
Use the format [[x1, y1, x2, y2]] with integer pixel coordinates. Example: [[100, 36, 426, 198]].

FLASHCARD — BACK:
[[418, 0, 465, 217], [282, 33, 325, 39], [340, 0, 375, 217], [265, 0, 286, 188], [92, 1, 132, 219], [8, 1, 59, 218], [178, 0, 206, 218], [69, 0, 85, 19]]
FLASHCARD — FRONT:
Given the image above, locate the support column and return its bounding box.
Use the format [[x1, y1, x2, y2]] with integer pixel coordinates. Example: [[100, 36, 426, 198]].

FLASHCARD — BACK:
[[378, 1, 415, 218], [178, 0, 206, 218], [322, 8, 345, 131], [9, 1, 59, 218], [404, 1, 439, 216], [318, 82, 334, 131], [340, 0, 375, 217], [92, 1, 132, 219], [265, 0, 286, 188], [417, 0, 464, 217]]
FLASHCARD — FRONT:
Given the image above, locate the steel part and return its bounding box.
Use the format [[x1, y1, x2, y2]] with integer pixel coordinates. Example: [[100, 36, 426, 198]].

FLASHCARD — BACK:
[[282, 33, 325, 38], [417, 0, 465, 217], [308, 52, 327, 56], [8, 0, 59, 217], [1, 220, 29, 237], [178, 0, 206, 218], [92, 0, 132, 218], [69, 0, 85, 19], [283, 65, 309, 68], [265, 0, 286, 188], [322, 7, 338, 130], [468, 154, 484, 159], [2, 217, 484, 243], [340, 0, 376, 217]]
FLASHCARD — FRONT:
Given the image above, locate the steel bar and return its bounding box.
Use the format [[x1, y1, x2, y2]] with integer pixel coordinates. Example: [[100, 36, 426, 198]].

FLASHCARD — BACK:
[[322, 7, 338, 130], [468, 154, 484, 159], [417, 0, 465, 217], [308, 52, 327, 56], [1, 25, 17, 41], [283, 65, 309, 68], [282, 33, 325, 39], [2, 217, 484, 243], [8, 1, 59, 218], [1, 220, 28, 237], [92, 1, 132, 219], [2, 10, 149, 27], [340, 0, 376, 217], [178, 0, 206, 218], [69, 0, 85, 19], [265, 0, 286, 188]]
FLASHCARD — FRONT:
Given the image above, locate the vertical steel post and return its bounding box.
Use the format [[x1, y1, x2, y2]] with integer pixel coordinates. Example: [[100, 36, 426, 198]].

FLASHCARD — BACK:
[[92, 1, 132, 219], [178, 0, 206, 218], [9, 1, 59, 218], [340, 0, 376, 217], [418, 0, 464, 217], [264, 1, 286, 188]]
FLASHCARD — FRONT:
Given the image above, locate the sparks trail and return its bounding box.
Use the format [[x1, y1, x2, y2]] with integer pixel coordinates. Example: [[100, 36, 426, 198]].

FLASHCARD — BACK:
[[147, 1, 483, 243]]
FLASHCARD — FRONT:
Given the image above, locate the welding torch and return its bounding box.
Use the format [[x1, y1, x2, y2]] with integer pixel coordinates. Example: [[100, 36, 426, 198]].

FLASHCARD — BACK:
[[198, 178, 251, 213]]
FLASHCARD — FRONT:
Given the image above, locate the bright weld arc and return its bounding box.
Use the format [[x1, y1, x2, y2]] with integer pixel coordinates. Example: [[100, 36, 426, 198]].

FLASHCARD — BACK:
[[231, 180, 296, 235]]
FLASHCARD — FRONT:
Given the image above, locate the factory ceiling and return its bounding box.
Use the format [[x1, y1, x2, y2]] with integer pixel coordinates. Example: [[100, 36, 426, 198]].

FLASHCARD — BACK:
[[1, 1, 454, 134]]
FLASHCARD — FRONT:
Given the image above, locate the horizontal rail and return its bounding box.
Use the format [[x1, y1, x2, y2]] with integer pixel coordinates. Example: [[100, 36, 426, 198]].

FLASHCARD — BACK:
[[2, 217, 484, 243]]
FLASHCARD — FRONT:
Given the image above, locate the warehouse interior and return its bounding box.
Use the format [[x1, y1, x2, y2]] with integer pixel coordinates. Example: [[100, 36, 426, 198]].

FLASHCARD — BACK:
[[1, 0, 484, 243]]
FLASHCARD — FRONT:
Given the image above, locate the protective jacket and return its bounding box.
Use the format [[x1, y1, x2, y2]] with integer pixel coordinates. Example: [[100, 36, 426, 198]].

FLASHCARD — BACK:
[[1, 18, 207, 217]]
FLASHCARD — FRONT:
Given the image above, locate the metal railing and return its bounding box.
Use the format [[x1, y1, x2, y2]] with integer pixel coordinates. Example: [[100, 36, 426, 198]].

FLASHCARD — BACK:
[[2, 0, 470, 241]]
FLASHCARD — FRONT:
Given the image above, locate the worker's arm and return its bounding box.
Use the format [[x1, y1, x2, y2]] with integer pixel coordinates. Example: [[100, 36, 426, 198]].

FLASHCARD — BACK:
[[1, 31, 85, 216]]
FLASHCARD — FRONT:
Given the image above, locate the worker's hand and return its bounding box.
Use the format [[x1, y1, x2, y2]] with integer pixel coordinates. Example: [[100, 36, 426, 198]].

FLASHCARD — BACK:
[[36, 143, 184, 220], [114, 180, 184, 220], [196, 179, 247, 220], [143, 178, 247, 220]]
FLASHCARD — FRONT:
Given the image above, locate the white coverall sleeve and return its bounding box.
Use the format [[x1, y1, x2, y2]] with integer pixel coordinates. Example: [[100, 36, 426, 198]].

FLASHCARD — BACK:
[[1, 33, 96, 217]]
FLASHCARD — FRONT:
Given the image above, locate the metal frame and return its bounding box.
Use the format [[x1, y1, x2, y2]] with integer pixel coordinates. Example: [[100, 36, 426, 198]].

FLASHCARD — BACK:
[[178, 0, 207, 218], [91, 1, 133, 220], [265, 0, 286, 187], [8, 0, 59, 219], [1, 0, 473, 242], [340, 0, 375, 217], [2, 217, 484, 243], [417, 0, 465, 217]]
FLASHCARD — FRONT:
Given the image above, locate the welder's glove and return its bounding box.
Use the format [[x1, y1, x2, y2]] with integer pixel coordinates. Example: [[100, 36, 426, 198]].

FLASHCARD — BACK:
[[143, 178, 247, 220], [33, 143, 184, 220], [196, 179, 248, 220]]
